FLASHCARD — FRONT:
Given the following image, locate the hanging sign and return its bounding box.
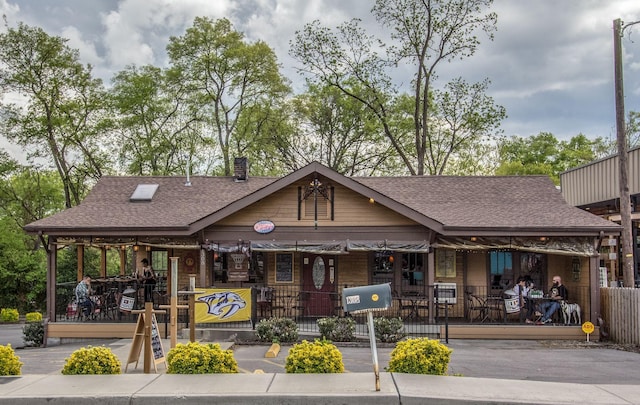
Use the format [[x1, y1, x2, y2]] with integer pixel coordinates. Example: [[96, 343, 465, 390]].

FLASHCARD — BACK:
[[253, 220, 275, 234]]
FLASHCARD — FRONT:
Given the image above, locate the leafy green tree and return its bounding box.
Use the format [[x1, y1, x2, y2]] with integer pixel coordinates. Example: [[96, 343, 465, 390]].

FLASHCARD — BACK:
[[0, 22, 112, 208], [290, 0, 500, 175], [167, 17, 291, 176], [0, 157, 63, 312], [495, 132, 610, 184], [627, 111, 640, 149], [287, 83, 399, 175], [110, 64, 211, 175]]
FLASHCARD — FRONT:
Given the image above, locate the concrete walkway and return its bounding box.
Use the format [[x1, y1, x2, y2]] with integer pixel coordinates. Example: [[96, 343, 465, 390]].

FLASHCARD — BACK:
[[1, 372, 640, 404], [3, 323, 640, 404]]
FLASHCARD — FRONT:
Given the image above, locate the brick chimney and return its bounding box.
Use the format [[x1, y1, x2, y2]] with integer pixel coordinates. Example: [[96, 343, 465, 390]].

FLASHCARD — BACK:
[[234, 157, 249, 182]]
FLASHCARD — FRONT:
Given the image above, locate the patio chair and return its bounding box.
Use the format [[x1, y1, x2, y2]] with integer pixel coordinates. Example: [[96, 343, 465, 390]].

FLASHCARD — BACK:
[[466, 292, 490, 323]]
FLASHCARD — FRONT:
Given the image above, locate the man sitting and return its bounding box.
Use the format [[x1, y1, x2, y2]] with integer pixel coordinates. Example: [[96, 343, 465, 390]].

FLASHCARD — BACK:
[[537, 275, 568, 324], [75, 275, 94, 318]]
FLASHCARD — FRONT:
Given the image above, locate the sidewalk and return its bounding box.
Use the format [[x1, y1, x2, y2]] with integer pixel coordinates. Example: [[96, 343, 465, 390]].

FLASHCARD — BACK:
[[3, 323, 640, 404]]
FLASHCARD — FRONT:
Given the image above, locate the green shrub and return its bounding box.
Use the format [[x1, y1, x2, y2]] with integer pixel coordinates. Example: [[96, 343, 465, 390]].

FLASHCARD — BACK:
[[285, 339, 344, 373], [166, 342, 238, 374], [373, 316, 407, 343], [317, 316, 356, 342], [61, 346, 122, 375], [25, 312, 43, 322], [22, 321, 45, 347], [255, 317, 299, 343], [387, 337, 452, 375], [0, 308, 19, 323], [0, 344, 23, 375]]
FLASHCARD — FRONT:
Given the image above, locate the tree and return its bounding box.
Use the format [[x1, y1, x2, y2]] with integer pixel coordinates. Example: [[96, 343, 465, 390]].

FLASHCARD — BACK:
[[287, 83, 400, 175], [290, 0, 500, 175], [0, 22, 111, 208], [0, 156, 64, 312], [167, 17, 291, 176], [110, 65, 210, 175], [495, 132, 610, 184]]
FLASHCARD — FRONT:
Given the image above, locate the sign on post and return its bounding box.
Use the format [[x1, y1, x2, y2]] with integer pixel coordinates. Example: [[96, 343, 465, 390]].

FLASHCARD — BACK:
[[342, 283, 391, 392]]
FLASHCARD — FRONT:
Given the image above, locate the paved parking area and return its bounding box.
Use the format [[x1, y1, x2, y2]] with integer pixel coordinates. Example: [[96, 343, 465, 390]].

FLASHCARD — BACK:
[[3, 323, 640, 385]]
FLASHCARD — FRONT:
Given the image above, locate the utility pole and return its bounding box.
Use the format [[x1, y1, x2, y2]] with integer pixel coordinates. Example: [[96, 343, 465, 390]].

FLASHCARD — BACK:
[[613, 18, 639, 288]]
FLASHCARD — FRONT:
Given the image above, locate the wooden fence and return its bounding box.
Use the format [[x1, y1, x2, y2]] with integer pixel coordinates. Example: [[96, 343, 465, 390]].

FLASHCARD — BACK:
[[600, 287, 640, 345]]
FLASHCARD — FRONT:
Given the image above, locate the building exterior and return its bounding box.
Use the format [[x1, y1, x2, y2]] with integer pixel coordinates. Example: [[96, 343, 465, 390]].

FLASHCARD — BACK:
[[560, 145, 640, 286], [24, 161, 621, 338]]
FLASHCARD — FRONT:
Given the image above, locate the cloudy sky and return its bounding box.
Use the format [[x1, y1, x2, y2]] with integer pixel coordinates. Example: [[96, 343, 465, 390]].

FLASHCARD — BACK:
[[2, 0, 640, 153]]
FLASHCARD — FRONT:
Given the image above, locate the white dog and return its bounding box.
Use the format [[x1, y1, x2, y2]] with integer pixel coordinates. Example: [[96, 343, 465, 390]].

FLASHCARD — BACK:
[[560, 301, 581, 325]]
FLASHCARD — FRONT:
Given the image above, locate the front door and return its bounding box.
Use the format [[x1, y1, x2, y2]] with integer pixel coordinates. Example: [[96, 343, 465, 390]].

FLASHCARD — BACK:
[[302, 254, 336, 316]]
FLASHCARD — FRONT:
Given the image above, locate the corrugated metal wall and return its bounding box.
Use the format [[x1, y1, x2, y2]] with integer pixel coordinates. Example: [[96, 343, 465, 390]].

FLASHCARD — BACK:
[[560, 146, 640, 207]]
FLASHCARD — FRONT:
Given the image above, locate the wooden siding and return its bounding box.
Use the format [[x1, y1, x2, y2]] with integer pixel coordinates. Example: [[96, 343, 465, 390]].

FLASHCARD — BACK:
[[216, 181, 416, 227], [560, 146, 640, 207], [46, 322, 167, 339], [601, 287, 640, 344]]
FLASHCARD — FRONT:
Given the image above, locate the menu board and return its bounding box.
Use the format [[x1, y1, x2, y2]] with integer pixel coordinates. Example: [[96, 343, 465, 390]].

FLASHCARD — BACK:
[[275, 253, 293, 283], [150, 315, 164, 360]]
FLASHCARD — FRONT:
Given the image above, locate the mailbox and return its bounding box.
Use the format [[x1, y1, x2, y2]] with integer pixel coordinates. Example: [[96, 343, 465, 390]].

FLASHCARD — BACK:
[[342, 283, 392, 314]]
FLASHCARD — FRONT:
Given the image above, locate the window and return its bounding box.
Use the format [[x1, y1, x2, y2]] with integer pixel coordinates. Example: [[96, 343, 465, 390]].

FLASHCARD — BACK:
[[151, 250, 168, 293], [436, 249, 456, 278], [489, 251, 513, 292]]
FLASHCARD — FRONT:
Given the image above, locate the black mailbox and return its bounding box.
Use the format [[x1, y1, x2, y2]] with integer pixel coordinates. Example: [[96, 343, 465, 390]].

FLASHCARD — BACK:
[[342, 283, 392, 314]]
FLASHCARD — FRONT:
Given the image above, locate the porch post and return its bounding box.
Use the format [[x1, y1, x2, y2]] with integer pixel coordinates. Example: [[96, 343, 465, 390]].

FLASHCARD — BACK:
[[76, 245, 84, 281], [427, 249, 436, 323], [199, 248, 206, 287], [46, 240, 57, 322], [589, 255, 600, 324]]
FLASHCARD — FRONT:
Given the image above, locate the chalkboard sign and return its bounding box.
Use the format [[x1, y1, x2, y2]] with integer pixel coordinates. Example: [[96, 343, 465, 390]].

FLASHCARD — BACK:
[[150, 315, 164, 360], [275, 253, 293, 283]]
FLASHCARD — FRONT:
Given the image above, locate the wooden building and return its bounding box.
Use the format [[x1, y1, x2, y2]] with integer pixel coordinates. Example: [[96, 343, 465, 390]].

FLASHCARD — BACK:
[[24, 161, 621, 339]]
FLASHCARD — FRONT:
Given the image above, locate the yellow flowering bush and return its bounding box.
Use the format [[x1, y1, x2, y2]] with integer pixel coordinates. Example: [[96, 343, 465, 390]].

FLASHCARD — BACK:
[[25, 312, 43, 322], [0, 308, 19, 323], [166, 342, 238, 374], [285, 339, 344, 373], [61, 346, 122, 375], [0, 344, 23, 375], [387, 337, 452, 375]]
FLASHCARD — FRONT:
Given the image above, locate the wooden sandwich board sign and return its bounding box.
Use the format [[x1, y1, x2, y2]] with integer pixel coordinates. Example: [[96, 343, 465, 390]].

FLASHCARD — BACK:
[[125, 312, 166, 373]]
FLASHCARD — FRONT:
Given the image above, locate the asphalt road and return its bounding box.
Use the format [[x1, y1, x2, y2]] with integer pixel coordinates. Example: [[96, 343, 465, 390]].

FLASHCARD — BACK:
[[2, 323, 640, 385]]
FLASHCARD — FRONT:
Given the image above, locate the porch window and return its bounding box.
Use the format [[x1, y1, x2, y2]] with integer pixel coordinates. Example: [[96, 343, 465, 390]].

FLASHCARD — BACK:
[[402, 252, 424, 287], [372, 251, 394, 285], [489, 251, 513, 293], [436, 249, 456, 278]]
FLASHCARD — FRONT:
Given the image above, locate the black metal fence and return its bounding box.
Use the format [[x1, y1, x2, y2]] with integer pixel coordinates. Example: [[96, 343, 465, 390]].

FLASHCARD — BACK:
[[55, 281, 590, 336]]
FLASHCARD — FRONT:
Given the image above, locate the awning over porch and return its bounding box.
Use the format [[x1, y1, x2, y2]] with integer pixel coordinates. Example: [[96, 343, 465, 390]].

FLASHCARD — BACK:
[[346, 240, 431, 253], [433, 236, 598, 257], [250, 241, 348, 254]]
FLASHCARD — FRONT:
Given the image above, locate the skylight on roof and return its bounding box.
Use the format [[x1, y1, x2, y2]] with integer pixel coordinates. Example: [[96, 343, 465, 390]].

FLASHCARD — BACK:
[[130, 184, 159, 202]]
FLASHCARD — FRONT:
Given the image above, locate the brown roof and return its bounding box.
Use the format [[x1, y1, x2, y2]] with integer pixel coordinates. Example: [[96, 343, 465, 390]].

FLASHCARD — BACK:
[[24, 162, 620, 237]]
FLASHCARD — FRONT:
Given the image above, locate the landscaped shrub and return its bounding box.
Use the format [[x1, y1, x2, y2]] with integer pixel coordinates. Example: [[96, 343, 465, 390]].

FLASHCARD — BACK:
[[61, 346, 122, 375], [387, 337, 452, 375], [166, 342, 238, 374], [285, 339, 344, 373], [255, 317, 299, 343], [25, 312, 43, 322], [373, 316, 407, 343], [23, 322, 45, 347], [0, 308, 19, 323], [0, 344, 23, 375], [317, 316, 356, 342]]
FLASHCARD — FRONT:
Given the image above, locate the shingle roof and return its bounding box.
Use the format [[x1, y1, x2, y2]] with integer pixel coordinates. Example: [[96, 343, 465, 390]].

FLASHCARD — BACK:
[[23, 162, 620, 236], [356, 175, 616, 231]]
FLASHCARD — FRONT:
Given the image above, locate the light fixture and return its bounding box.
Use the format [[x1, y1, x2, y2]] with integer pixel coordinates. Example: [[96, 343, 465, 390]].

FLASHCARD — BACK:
[[133, 245, 139, 252], [146, 245, 151, 252], [470, 237, 477, 242], [539, 237, 547, 242], [369, 197, 375, 204]]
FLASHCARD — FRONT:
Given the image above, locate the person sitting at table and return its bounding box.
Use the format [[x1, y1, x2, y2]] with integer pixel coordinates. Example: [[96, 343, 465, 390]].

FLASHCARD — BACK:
[[75, 275, 94, 318], [537, 275, 568, 324], [511, 276, 536, 324]]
